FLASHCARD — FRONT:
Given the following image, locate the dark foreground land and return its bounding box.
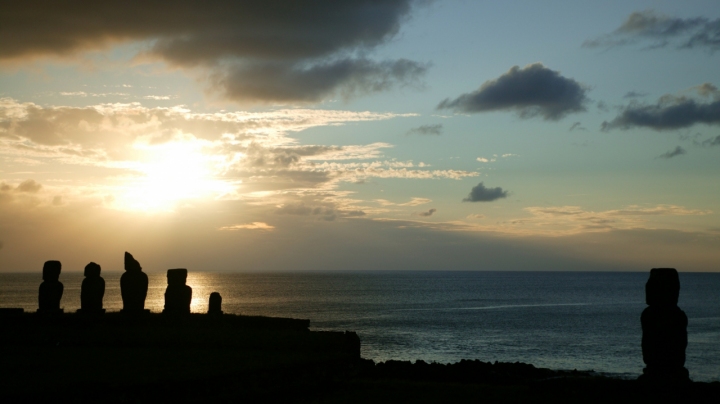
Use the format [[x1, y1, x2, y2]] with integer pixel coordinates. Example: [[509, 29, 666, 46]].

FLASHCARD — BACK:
[[1, 311, 718, 403]]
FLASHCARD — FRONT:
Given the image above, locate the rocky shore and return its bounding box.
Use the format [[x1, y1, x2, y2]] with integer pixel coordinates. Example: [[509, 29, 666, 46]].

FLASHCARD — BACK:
[[1, 311, 718, 403]]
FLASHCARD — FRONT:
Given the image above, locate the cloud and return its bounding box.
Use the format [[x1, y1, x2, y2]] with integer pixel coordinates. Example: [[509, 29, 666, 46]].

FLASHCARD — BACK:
[[437, 63, 589, 120], [0, 98, 480, 216], [696, 83, 720, 98], [624, 91, 648, 99], [697, 135, 720, 147], [218, 222, 275, 231], [0, 1, 425, 104], [216, 58, 428, 103], [462, 182, 508, 202], [583, 10, 720, 51], [467, 214, 485, 219], [399, 197, 431, 206], [460, 204, 716, 237], [602, 92, 720, 131], [417, 208, 436, 217], [476, 157, 495, 163], [658, 146, 686, 159], [274, 203, 339, 221], [568, 122, 586, 132], [15, 179, 42, 193], [406, 124, 443, 136]]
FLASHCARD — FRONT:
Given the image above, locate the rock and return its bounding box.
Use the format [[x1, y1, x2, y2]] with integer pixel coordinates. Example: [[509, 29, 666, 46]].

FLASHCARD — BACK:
[[163, 268, 192, 315], [38, 260, 63, 313], [79, 262, 105, 314], [639, 268, 690, 384], [120, 252, 149, 313], [208, 292, 222, 315]]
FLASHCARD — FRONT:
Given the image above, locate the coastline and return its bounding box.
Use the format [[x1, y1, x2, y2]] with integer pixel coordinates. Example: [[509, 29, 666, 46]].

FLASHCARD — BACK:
[[2, 311, 718, 403]]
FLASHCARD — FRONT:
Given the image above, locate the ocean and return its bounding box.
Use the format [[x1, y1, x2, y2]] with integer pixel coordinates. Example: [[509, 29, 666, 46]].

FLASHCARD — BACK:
[[1, 271, 718, 382]]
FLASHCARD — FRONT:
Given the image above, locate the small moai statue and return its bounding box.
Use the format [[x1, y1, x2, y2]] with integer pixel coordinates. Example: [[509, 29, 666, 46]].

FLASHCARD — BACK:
[[640, 268, 690, 383], [120, 252, 149, 312], [38, 260, 63, 313], [163, 268, 192, 315], [208, 292, 223, 315], [79, 262, 105, 314]]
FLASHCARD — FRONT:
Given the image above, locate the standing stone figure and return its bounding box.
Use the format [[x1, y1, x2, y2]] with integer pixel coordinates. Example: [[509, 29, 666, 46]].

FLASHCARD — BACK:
[[121, 252, 148, 312], [80, 262, 105, 313], [38, 260, 63, 313], [163, 268, 192, 315], [208, 292, 222, 315], [640, 268, 690, 383]]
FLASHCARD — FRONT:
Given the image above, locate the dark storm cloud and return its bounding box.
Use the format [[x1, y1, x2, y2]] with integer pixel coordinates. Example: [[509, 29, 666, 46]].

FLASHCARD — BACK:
[[0, 1, 413, 62], [658, 146, 686, 159], [602, 96, 720, 131], [406, 124, 443, 136], [437, 63, 588, 120], [0, 0, 424, 103], [584, 10, 720, 51], [217, 58, 427, 103], [462, 182, 508, 203]]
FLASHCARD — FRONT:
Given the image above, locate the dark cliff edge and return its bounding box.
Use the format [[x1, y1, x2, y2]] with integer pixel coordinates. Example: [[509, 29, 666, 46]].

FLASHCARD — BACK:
[[1, 311, 717, 403]]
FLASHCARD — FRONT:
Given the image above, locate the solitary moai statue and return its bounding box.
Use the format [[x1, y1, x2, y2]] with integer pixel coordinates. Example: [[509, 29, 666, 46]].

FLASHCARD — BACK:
[[208, 292, 222, 315], [163, 268, 192, 315], [38, 260, 63, 313], [79, 262, 105, 313], [121, 252, 149, 312], [640, 268, 690, 383]]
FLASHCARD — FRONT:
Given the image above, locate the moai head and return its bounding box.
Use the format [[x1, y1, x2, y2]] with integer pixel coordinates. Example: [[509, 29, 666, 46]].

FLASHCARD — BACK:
[[84, 262, 101, 277], [124, 252, 142, 273], [167, 268, 188, 286], [646, 268, 680, 306], [42, 261, 62, 282]]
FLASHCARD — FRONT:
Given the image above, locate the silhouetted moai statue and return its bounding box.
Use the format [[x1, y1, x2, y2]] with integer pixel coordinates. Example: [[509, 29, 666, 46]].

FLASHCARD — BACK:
[[79, 262, 105, 313], [38, 260, 63, 313], [121, 252, 149, 312], [208, 292, 222, 315], [640, 268, 690, 383], [163, 268, 192, 315]]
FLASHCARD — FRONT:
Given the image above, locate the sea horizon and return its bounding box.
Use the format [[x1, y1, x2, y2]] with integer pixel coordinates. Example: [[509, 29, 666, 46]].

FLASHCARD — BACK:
[[3, 270, 718, 382]]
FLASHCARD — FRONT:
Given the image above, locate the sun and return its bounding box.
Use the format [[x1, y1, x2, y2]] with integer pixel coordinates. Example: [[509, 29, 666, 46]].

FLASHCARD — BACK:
[[112, 141, 233, 212]]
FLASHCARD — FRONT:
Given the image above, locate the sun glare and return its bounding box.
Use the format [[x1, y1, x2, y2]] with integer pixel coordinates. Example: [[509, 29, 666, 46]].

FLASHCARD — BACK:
[[112, 142, 232, 212]]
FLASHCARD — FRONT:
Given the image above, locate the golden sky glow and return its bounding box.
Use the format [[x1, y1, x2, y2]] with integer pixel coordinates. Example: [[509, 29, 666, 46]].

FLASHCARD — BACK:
[[1, 1, 719, 272]]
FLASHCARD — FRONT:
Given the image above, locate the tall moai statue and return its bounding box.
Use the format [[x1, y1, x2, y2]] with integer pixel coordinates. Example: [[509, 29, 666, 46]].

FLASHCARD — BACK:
[[79, 262, 105, 313], [121, 252, 149, 312], [38, 260, 63, 313], [163, 268, 192, 315], [208, 292, 222, 315], [640, 268, 690, 383]]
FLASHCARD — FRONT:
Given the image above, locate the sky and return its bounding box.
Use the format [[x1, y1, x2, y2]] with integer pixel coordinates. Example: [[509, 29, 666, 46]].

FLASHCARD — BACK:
[[1, 0, 719, 273]]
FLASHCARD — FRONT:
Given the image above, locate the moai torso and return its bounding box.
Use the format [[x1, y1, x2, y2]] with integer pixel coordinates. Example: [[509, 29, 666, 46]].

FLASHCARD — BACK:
[[640, 268, 689, 382], [164, 268, 192, 314], [121, 252, 148, 312], [38, 260, 63, 312], [208, 292, 222, 315], [80, 262, 105, 312]]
